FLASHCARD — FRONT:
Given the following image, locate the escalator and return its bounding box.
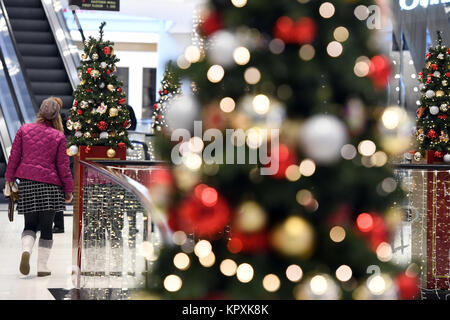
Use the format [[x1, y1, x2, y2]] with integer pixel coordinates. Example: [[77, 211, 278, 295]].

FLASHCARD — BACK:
[[2, 0, 76, 110], [0, 0, 79, 202]]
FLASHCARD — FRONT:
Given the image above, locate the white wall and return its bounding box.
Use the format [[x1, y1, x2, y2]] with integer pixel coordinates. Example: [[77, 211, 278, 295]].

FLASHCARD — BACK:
[[115, 50, 159, 120]]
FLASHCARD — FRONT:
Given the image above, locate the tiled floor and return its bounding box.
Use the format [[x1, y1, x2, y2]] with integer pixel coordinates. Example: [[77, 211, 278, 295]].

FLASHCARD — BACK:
[[0, 205, 74, 300]]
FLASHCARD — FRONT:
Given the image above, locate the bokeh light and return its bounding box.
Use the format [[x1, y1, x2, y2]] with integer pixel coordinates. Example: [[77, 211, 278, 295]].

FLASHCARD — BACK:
[[329, 226, 346, 243], [286, 264, 303, 282], [220, 259, 238, 276], [356, 213, 374, 232], [336, 265, 352, 282], [173, 252, 190, 270], [220, 97, 236, 113], [244, 67, 261, 84], [233, 46, 251, 65], [194, 240, 212, 258], [207, 65, 225, 83], [263, 274, 281, 292], [237, 263, 254, 283], [319, 2, 335, 18], [164, 275, 183, 292]]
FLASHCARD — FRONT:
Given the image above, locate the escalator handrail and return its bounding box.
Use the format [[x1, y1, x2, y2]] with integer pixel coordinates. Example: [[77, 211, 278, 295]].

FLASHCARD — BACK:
[[41, 0, 80, 90], [0, 0, 39, 113], [79, 159, 172, 243]]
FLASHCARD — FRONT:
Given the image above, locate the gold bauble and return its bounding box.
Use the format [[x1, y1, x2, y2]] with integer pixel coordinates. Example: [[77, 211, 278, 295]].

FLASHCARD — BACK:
[[109, 107, 119, 117], [436, 90, 445, 97], [234, 201, 267, 233], [106, 148, 116, 158], [107, 84, 115, 91], [80, 80, 86, 85], [81, 53, 87, 60], [270, 216, 315, 259]]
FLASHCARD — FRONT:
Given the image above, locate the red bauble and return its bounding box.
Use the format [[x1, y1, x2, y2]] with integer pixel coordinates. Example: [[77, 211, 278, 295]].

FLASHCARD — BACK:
[[438, 114, 447, 119], [118, 142, 126, 148], [416, 107, 425, 118], [293, 17, 317, 44], [368, 55, 392, 89], [118, 98, 126, 105], [426, 53, 431, 59], [448, 48, 450, 55], [418, 72, 423, 78], [117, 87, 122, 92], [87, 68, 92, 74], [104, 46, 111, 55], [73, 101, 78, 107], [169, 191, 231, 239], [395, 273, 419, 300], [273, 16, 317, 44], [431, 64, 438, 70], [446, 72, 450, 77], [434, 151, 443, 158], [229, 231, 269, 253], [355, 212, 387, 251], [97, 121, 108, 131], [157, 114, 163, 120], [153, 103, 158, 110], [199, 11, 223, 37], [427, 129, 438, 139], [265, 143, 297, 179], [107, 70, 111, 75], [77, 109, 83, 115], [85, 146, 91, 153], [122, 120, 129, 128], [164, 90, 168, 94]]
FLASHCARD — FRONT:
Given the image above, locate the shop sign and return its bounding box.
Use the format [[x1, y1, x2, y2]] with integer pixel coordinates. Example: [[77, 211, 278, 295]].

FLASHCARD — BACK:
[[69, 0, 120, 11], [400, 0, 450, 10]]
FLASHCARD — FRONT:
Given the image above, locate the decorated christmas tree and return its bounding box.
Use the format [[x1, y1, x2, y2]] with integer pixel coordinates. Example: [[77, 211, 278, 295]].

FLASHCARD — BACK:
[[152, 61, 182, 132], [66, 22, 132, 157], [415, 31, 450, 162], [146, 0, 416, 300]]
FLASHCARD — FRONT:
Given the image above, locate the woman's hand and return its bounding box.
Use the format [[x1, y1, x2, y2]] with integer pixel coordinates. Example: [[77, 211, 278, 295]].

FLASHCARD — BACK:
[[65, 193, 73, 203]]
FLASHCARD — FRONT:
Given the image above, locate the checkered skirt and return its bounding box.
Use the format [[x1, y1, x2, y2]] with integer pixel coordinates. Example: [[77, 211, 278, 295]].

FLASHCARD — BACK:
[[17, 179, 65, 214]]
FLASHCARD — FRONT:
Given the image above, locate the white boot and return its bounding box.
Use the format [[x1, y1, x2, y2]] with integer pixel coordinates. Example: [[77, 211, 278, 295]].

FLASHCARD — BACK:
[[20, 231, 36, 275], [37, 239, 53, 277]]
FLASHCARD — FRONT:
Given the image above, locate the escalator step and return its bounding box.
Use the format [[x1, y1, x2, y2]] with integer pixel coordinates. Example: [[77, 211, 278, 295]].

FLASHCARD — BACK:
[[27, 68, 69, 82], [10, 19, 50, 32], [22, 56, 63, 68], [4, 0, 42, 8], [4, 7, 45, 20], [30, 81, 72, 95], [14, 31, 54, 44], [18, 43, 58, 57], [35, 95, 74, 110]]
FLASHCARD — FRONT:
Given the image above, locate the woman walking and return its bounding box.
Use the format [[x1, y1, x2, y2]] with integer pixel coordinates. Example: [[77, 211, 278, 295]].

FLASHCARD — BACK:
[[5, 97, 73, 277]]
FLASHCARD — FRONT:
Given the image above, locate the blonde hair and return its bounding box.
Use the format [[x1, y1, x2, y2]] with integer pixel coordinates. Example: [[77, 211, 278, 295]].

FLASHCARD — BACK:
[[36, 96, 64, 133]]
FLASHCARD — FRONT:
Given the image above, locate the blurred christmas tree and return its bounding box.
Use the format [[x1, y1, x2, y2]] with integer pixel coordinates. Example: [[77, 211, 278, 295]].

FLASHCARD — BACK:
[[415, 31, 450, 162], [147, 0, 417, 300], [152, 61, 182, 132], [66, 22, 132, 156]]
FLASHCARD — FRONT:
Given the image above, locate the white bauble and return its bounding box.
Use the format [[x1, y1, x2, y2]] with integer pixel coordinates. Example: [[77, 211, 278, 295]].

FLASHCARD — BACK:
[[404, 152, 412, 161], [100, 61, 107, 68], [68, 145, 79, 156], [207, 31, 238, 67], [414, 152, 422, 161], [430, 106, 439, 115], [426, 90, 435, 98], [100, 132, 109, 139], [74, 131, 82, 138], [299, 115, 348, 164], [165, 95, 199, 132], [438, 53, 444, 60], [419, 83, 426, 90], [444, 154, 450, 163], [434, 71, 441, 78]]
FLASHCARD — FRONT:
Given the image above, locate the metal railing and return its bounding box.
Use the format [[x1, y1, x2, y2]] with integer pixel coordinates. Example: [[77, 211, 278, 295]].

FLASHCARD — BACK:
[[73, 160, 170, 299], [392, 163, 450, 295]]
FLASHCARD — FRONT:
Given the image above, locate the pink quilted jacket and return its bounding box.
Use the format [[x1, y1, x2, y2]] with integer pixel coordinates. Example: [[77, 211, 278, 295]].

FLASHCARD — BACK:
[[5, 122, 74, 193]]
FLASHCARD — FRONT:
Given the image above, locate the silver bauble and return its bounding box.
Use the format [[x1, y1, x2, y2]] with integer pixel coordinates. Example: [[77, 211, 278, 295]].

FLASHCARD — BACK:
[[430, 106, 439, 115], [414, 152, 422, 161], [444, 154, 450, 163], [299, 115, 348, 164]]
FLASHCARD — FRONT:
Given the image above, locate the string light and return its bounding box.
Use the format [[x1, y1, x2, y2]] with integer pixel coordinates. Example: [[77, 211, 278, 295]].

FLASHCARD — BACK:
[[329, 226, 346, 243], [236, 263, 254, 283], [220, 259, 238, 276], [286, 265, 303, 282], [164, 275, 183, 292], [263, 274, 281, 292], [194, 240, 212, 258]]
